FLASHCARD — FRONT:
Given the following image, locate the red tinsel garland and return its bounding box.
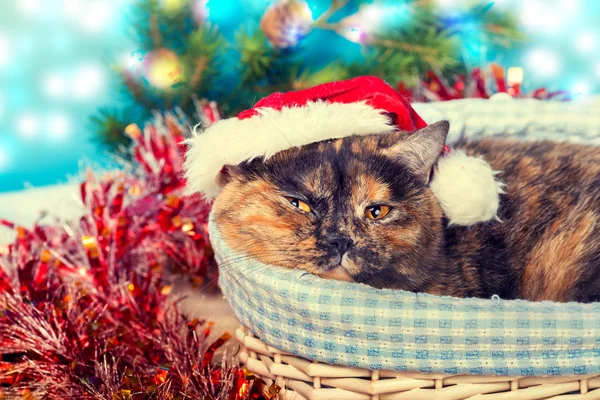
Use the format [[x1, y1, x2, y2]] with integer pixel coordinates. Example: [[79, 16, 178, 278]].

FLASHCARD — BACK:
[[0, 100, 274, 399], [400, 63, 570, 102]]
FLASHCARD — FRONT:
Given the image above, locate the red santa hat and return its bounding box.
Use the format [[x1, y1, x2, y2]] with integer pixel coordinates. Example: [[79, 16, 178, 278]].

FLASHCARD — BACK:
[[185, 76, 503, 226]]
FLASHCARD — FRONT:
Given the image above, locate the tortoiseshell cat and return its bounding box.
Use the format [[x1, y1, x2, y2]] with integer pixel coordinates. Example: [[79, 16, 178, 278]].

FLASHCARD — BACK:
[[212, 121, 600, 303]]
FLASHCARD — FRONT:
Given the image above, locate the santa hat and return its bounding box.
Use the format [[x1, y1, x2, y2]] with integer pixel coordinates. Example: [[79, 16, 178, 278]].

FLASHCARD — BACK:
[[185, 76, 503, 226]]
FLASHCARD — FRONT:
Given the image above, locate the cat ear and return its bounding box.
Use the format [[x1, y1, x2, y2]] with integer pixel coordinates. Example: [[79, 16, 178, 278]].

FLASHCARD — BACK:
[[391, 120, 450, 183], [216, 165, 240, 188]]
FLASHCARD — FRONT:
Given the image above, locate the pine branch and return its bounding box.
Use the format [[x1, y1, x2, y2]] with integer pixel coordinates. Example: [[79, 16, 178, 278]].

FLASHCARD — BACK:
[[120, 70, 159, 110], [178, 56, 208, 109], [312, 0, 350, 28], [292, 62, 350, 90], [150, 13, 162, 47], [179, 24, 224, 107], [89, 108, 132, 156], [235, 28, 276, 85]]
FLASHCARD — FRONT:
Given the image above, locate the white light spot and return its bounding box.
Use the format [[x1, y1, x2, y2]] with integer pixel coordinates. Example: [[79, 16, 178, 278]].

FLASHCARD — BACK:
[[524, 48, 560, 77], [489, 0, 510, 7], [16, 113, 38, 137], [435, 0, 457, 8], [43, 73, 67, 98], [73, 64, 105, 99], [0, 33, 11, 69], [63, 0, 81, 16], [77, 2, 112, 32], [48, 114, 71, 138], [344, 28, 364, 43], [17, 0, 40, 15], [571, 81, 590, 97], [507, 67, 524, 85], [560, 0, 579, 15], [520, 1, 543, 28], [121, 50, 144, 75], [362, 5, 383, 23], [520, 1, 563, 34], [575, 32, 596, 53]]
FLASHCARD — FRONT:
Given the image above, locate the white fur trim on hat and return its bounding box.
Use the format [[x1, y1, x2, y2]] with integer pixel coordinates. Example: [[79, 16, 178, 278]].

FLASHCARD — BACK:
[[431, 150, 504, 226], [184, 101, 396, 199]]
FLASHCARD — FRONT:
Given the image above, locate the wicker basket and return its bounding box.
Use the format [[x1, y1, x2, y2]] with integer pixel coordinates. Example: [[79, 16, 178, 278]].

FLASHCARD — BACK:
[[236, 327, 600, 400]]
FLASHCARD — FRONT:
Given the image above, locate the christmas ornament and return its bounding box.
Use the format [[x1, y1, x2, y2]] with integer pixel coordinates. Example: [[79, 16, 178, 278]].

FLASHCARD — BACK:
[[185, 76, 503, 226], [143, 48, 184, 90], [506, 67, 524, 97], [260, 0, 313, 48], [160, 0, 187, 14], [0, 103, 267, 398]]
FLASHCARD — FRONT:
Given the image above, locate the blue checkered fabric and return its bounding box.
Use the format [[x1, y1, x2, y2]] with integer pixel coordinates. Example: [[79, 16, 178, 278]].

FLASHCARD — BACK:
[[212, 98, 600, 376], [211, 219, 600, 377]]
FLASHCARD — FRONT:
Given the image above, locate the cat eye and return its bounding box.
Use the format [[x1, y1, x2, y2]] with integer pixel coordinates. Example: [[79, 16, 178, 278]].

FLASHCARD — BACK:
[[286, 197, 312, 213], [365, 205, 391, 220]]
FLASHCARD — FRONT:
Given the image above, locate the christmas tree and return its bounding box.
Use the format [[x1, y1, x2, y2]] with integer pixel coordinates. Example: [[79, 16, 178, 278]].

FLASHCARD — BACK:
[[92, 0, 523, 154]]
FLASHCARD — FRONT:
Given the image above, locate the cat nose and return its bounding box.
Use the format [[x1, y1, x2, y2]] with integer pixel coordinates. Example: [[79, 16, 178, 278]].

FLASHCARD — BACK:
[[328, 237, 354, 255]]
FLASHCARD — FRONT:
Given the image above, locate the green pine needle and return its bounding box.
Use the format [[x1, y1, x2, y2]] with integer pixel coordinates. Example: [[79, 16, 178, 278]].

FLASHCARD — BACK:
[[294, 62, 350, 90], [235, 27, 274, 84], [89, 109, 132, 155]]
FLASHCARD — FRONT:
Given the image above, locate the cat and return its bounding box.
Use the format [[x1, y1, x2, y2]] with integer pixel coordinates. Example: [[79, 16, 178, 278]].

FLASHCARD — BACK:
[[211, 120, 600, 303]]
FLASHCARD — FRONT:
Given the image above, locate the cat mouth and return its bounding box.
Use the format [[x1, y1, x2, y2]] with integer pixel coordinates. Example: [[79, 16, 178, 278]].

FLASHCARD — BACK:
[[319, 265, 353, 282], [318, 254, 355, 282]]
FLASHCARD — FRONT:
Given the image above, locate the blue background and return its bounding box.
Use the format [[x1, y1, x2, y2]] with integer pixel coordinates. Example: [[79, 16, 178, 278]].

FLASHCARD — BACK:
[[1, 0, 599, 193]]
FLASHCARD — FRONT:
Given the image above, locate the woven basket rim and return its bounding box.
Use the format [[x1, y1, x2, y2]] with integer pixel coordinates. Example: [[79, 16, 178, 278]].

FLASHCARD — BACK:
[[237, 326, 600, 400]]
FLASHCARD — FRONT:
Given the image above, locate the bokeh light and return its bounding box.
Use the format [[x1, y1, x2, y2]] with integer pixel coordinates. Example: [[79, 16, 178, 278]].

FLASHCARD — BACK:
[[16, 113, 38, 138], [525, 48, 560, 78], [520, 1, 568, 34], [571, 80, 591, 97], [42, 73, 67, 98], [122, 50, 144, 73], [0, 33, 11, 69], [69, 1, 113, 33], [73, 64, 105, 99], [435, 0, 459, 8], [16, 0, 41, 16], [344, 28, 364, 43], [63, 0, 82, 16], [575, 31, 596, 53], [48, 113, 71, 138]]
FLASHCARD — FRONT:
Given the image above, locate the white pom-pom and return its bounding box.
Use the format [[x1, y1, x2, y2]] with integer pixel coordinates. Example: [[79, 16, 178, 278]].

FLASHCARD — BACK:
[[430, 150, 504, 226]]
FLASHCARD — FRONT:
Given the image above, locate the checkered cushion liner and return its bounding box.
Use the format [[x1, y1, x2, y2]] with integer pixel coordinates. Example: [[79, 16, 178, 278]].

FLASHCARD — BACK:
[[212, 98, 600, 376]]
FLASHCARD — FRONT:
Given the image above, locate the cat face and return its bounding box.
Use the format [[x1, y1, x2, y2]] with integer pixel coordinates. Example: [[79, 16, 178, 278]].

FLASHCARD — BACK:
[[211, 121, 449, 290]]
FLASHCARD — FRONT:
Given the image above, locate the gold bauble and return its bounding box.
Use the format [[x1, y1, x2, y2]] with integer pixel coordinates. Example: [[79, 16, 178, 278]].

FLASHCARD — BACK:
[[142, 48, 183, 90], [260, 0, 313, 48], [160, 0, 187, 14]]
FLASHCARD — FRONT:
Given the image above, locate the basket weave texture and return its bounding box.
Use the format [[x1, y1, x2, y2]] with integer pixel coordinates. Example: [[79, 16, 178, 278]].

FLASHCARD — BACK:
[[237, 327, 600, 400]]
